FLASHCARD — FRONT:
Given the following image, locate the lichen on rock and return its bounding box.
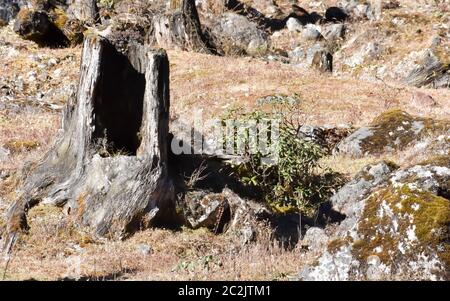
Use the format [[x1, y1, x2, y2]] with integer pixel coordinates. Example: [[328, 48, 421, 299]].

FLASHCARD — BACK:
[[335, 110, 450, 158], [353, 185, 449, 280], [300, 157, 450, 280]]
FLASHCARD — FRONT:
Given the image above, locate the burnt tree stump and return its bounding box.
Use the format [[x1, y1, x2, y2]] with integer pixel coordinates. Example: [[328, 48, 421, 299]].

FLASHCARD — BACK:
[[3, 34, 175, 249]]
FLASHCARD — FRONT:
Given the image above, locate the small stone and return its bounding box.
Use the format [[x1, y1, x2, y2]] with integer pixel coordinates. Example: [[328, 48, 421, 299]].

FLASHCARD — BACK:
[[0, 146, 10, 162], [53, 68, 62, 78], [431, 36, 441, 48], [302, 24, 322, 41], [302, 227, 329, 249], [286, 17, 303, 32], [365, 42, 381, 59], [38, 71, 48, 82], [48, 58, 58, 66], [411, 91, 438, 108], [354, 4, 370, 19], [27, 70, 37, 82], [137, 244, 153, 255], [240, 225, 255, 245], [0, 171, 9, 181], [307, 44, 333, 72], [322, 23, 345, 41], [266, 4, 279, 15]]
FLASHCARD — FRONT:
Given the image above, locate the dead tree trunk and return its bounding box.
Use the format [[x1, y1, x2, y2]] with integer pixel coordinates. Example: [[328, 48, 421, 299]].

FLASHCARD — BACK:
[[68, 0, 100, 24], [150, 0, 215, 54], [3, 34, 175, 247]]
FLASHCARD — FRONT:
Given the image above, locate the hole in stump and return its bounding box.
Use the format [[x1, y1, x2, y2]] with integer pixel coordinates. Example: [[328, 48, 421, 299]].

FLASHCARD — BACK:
[[93, 43, 145, 156]]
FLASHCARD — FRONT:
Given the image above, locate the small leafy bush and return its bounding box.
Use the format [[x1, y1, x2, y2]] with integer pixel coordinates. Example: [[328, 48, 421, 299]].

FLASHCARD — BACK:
[[224, 98, 345, 216]]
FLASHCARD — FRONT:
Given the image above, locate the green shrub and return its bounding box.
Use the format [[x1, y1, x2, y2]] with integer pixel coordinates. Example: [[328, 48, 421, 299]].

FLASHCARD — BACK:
[[224, 99, 345, 216]]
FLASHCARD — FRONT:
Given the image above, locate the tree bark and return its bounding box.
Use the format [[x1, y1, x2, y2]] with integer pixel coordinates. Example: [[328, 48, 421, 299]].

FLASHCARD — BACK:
[[149, 0, 215, 54], [68, 0, 100, 24], [3, 34, 175, 247]]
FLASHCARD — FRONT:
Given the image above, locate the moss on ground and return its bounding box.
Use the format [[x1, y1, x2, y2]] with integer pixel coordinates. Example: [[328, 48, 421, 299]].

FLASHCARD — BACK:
[[4, 139, 40, 153], [417, 155, 450, 168], [327, 237, 353, 254]]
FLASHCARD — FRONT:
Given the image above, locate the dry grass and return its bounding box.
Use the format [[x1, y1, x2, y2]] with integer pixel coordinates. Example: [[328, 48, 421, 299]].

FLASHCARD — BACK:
[[168, 49, 450, 129], [0, 111, 59, 172], [1, 204, 312, 280], [320, 155, 382, 177], [0, 0, 449, 281]]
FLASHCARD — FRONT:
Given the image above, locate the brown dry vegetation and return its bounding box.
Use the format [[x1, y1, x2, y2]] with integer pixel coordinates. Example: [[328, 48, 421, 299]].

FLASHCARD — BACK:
[[169, 49, 450, 127], [0, 0, 449, 280], [1, 202, 315, 280]]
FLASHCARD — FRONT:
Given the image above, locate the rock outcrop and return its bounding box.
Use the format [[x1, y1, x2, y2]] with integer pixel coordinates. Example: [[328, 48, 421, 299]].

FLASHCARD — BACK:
[[13, 8, 70, 47], [13, 1, 95, 48], [300, 158, 450, 280], [399, 48, 450, 89], [338, 0, 380, 21], [181, 188, 272, 245], [335, 110, 450, 158], [211, 12, 269, 56]]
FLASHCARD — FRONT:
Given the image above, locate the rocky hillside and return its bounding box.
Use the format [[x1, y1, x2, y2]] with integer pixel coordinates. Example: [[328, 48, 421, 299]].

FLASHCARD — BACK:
[[0, 0, 448, 280]]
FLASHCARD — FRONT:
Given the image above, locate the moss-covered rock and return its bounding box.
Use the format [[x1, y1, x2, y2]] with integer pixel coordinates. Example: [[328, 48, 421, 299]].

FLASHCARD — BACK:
[[181, 188, 272, 244], [330, 161, 398, 221], [335, 110, 450, 158], [51, 7, 85, 46], [300, 158, 450, 280], [13, 8, 70, 47], [353, 185, 449, 280], [13, 1, 91, 47]]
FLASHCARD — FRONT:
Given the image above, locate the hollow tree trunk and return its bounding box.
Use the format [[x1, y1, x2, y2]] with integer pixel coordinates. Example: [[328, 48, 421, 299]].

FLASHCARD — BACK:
[[150, 0, 215, 54], [3, 34, 175, 248]]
